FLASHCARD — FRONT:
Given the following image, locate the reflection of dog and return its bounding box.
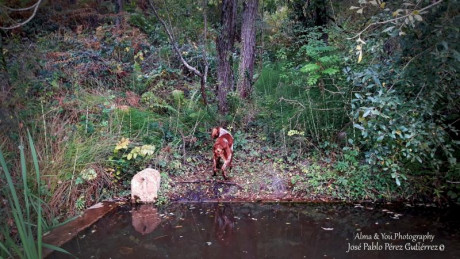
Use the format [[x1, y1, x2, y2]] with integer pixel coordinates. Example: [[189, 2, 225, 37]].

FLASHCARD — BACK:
[[212, 127, 234, 179], [214, 203, 235, 246]]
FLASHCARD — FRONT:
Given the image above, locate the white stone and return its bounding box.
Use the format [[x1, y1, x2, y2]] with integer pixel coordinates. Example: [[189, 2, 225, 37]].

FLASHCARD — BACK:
[[131, 168, 161, 203]]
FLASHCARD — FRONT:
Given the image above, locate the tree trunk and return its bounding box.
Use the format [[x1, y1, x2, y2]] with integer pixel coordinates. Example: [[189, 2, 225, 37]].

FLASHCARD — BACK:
[[216, 0, 238, 114], [237, 0, 258, 99], [200, 0, 209, 106], [0, 33, 11, 100], [115, 0, 123, 29]]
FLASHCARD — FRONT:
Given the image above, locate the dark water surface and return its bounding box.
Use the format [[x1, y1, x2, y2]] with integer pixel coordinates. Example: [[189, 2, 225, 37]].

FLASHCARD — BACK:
[[51, 202, 460, 259]]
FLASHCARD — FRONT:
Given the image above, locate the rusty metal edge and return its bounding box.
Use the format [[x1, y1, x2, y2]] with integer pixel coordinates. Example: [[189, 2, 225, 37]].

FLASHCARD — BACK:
[[42, 201, 123, 258]]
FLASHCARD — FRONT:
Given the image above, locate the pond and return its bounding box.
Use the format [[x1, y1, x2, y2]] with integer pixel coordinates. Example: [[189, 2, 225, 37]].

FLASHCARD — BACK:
[[50, 202, 460, 259]]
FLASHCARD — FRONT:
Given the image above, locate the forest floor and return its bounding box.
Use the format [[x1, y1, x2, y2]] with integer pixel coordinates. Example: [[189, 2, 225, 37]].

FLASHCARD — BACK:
[[152, 133, 357, 204]]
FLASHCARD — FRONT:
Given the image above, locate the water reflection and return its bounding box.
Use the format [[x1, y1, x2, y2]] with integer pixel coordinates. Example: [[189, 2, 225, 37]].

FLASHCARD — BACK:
[[53, 203, 460, 259], [214, 203, 235, 246], [131, 205, 161, 235]]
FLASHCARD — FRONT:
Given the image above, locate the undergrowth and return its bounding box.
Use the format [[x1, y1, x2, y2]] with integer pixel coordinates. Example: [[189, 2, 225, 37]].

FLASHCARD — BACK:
[[0, 3, 457, 240]]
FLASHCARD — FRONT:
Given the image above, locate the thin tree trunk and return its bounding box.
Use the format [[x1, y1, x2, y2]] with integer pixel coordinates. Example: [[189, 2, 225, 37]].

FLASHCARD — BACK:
[[237, 0, 258, 99], [0, 33, 11, 99], [216, 0, 238, 114], [200, 0, 209, 106], [115, 0, 123, 29]]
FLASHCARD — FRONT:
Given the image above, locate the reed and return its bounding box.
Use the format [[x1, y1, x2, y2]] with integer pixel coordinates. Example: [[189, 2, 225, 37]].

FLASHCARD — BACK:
[[0, 131, 70, 258]]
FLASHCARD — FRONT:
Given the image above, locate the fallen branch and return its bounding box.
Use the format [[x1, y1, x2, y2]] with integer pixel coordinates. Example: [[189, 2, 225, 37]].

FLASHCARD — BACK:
[[178, 179, 242, 188]]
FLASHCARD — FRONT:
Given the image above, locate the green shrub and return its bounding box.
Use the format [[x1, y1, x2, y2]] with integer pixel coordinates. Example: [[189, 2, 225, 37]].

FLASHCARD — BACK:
[[255, 27, 350, 146], [109, 137, 156, 187]]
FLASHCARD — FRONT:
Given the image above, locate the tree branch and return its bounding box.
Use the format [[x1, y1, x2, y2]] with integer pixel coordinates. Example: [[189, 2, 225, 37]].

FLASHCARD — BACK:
[[348, 0, 443, 40], [0, 0, 43, 30], [2, 2, 38, 12], [178, 179, 242, 188], [148, 0, 202, 78]]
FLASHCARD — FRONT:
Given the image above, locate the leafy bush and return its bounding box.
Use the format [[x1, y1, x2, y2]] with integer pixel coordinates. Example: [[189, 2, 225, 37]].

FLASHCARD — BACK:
[[109, 137, 156, 187], [346, 0, 459, 187]]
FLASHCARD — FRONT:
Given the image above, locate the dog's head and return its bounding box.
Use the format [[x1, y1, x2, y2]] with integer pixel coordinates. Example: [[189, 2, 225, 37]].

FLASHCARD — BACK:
[[211, 127, 221, 139]]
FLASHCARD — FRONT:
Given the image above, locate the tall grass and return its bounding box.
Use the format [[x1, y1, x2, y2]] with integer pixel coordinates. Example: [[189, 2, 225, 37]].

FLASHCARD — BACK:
[[255, 63, 349, 145], [0, 131, 70, 258]]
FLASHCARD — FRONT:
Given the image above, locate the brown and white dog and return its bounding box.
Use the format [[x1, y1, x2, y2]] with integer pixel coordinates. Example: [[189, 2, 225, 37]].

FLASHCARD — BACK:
[[211, 127, 234, 179]]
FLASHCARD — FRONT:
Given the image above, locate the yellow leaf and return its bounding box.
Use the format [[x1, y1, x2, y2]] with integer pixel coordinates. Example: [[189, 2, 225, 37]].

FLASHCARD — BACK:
[[358, 51, 363, 63], [115, 137, 130, 151], [414, 14, 423, 22], [380, 2, 386, 9], [127, 153, 132, 160]]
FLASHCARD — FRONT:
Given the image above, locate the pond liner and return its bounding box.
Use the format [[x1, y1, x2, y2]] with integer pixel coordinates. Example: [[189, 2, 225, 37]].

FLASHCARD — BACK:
[[43, 201, 121, 258]]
